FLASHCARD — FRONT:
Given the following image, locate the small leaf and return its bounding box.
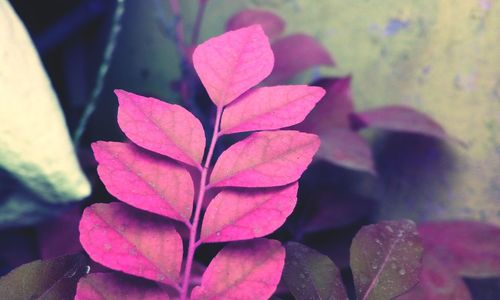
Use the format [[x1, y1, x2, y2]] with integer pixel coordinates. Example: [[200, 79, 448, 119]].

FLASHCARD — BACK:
[[353, 105, 447, 139], [317, 128, 375, 174], [193, 25, 274, 107], [0, 253, 88, 300], [191, 238, 285, 300], [298, 76, 354, 132], [76, 273, 170, 300], [92, 142, 194, 222], [350, 220, 424, 300], [418, 221, 500, 277], [209, 130, 320, 188], [220, 85, 325, 135], [200, 183, 298, 243], [396, 253, 472, 300], [226, 9, 285, 40], [266, 34, 334, 84], [116, 89, 206, 167], [79, 203, 182, 286], [283, 242, 348, 300]]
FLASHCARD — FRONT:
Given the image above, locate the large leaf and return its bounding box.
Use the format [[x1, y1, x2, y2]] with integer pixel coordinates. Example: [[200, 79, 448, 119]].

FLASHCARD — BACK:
[[193, 25, 274, 107], [79, 203, 182, 286], [350, 220, 424, 300], [92, 142, 194, 222], [226, 9, 285, 40], [396, 253, 472, 300], [266, 34, 335, 84], [0, 1, 90, 205], [191, 239, 285, 300], [283, 242, 348, 300], [209, 130, 320, 187], [0, 253, 88, 300], [353, 106, 447, 140], [116, 89, 206, 167], [200, 183, 298, 243], [418, 221, 500, 277], [220, 85, 325, 134], [76, 273, 170, 300]]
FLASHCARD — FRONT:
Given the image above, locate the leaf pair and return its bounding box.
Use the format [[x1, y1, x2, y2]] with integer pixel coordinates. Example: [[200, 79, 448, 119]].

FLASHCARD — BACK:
[[283, 220, 424, 300], [78, 24, 324, 299]]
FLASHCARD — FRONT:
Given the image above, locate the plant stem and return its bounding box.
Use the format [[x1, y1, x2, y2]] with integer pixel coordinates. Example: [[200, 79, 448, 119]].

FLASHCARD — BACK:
[[73, 0, 125, 147], [180, 106, 223, 300], [191, 0, 208, 45]]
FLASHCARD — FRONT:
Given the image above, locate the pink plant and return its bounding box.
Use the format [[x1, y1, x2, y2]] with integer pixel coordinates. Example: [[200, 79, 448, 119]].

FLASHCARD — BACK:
[[76, 25, 324, 299]]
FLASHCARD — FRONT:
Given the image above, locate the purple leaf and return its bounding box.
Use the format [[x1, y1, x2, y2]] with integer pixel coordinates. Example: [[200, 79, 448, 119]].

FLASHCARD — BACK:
[[283, 242, 348, 300], [299, 76, 355, 132], [266, 34, 334, 84], [418, 221, 500, 277], [350, 220, 424, 300], [79, 203, 183, 286], [220, 85, 325, 135], [92, 142, 194, 222], [226, 9, 285, 40], [191, 239, 285, 299], [76, 273, 170, 300], [317, 128, 375, 174], [353, 105, 447, 140], [209, 130, 320, 188], [200, 183, 298, 243], [396, 253, 472, 300]]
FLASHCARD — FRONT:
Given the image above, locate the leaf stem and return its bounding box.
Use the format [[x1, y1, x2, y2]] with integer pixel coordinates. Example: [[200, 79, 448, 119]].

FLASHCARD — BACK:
[[191, 0, 208, 45], [180, 106, 223, 299], [73, 0, 125, 147]]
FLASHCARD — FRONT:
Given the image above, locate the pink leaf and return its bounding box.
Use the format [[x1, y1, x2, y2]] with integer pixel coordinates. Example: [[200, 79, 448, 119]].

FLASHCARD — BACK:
[[200, 183, 298, 243], [298, 76, 354, 132], [220, 85, 325, 135], [191, 239, 285, 300], [193, 25, 274, 107], [317, 128, 375, 174], [76, 273, 170, 300], [353, 105, 447, 139], [396, 253, 472, 300], [266, 34, 335, 84], [209, 130, 320, 188], [92, 142, 194, 222], [116, 89, 206, 167], [418, 221, 500, 277], [226, 9, 285, 41], [350, 220, 424, 300], [79, 203, 183, 286]]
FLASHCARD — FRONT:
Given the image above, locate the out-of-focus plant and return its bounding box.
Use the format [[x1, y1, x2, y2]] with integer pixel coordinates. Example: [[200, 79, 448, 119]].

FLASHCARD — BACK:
[[0, 1, 90, 228]]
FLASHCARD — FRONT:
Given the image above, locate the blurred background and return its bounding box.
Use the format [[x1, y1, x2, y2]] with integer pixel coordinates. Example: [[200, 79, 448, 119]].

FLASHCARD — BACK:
[[1, 0, 499, 299]]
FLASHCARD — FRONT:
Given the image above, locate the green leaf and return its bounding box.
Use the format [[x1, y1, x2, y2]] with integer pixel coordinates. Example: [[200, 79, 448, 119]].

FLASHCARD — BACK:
[[0, 253, 89, 300], [350, 220, 423, 300], [283, 242, 348, 300]]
